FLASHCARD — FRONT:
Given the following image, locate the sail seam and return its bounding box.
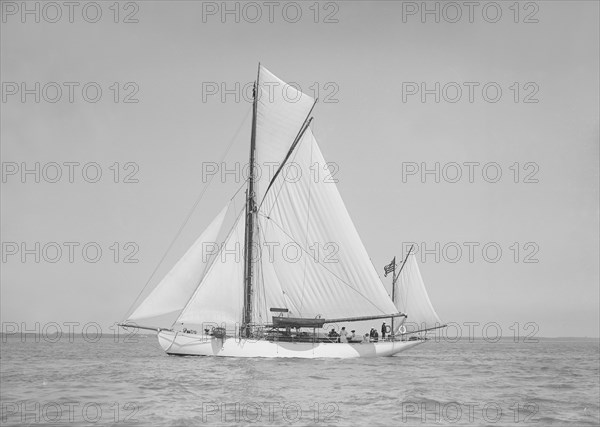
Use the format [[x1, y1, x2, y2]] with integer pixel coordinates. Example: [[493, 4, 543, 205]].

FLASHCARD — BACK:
[[257, 102, 317, 210], [259, 213, 389, 315], [263, 130, 309, 220], [298, 135, 315, 314], [257, 219, 302, 317], [173, 205, 245, 327]]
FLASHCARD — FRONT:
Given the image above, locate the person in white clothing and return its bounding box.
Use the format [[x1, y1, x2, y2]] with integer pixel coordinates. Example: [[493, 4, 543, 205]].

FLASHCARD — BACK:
[[339, 327, 348, 343]]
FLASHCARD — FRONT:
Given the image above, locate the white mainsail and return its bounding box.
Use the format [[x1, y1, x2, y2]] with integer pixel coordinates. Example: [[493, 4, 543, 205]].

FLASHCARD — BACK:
[[127, 204, 229, 322], [394, 254, 443, 333], [254, 126, 399, 323]]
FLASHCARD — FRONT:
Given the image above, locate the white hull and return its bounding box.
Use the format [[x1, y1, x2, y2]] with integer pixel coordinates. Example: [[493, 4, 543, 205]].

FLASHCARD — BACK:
[[157, 330, 423, 359]]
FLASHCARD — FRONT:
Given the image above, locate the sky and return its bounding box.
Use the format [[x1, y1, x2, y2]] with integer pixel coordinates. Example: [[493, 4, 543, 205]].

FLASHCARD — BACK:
[[1, 1, 598, 338]]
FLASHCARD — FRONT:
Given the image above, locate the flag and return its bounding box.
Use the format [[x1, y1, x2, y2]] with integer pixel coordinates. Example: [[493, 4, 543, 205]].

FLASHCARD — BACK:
[[384, 257, 396, 277]]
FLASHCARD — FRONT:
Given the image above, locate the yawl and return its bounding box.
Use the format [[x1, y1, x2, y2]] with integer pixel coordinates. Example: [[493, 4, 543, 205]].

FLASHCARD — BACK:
[[120, 65, 445, 358]]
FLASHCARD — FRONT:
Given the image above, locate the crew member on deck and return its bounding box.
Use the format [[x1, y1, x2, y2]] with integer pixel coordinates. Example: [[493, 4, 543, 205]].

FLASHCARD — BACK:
[[328, 328, 339, 340], [381, 322, 387, 340], [340, 327, 348, 343]]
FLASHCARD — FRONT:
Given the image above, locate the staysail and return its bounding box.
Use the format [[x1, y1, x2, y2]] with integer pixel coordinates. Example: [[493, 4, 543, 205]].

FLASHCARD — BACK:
[[127, 204, 230, 322], [175, 210, 245, 328], [394, 254, 444, 333]]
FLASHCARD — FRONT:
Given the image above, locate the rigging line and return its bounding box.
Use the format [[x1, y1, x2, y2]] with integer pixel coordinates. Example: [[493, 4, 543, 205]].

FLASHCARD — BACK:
[[231, 177, 250, 201], [257, 219, 303, 317], [122, 105, 252, 320], [255, 225, 264, 320], [233, 201, 245, 322], [398, 249, 414, 310], [172, 204, 246, 327], [258, 212, 389, 315], [404, 255, 415, 312], [257, 98, 318, 212], [256, 224, 269, 323], [258, 117, 313, 213], [259, 227, 270, 321], [264, 125, 310, 219]]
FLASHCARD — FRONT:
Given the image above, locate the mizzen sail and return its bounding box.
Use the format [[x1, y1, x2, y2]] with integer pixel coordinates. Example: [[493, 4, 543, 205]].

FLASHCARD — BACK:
[[394, 254, 444, 333]]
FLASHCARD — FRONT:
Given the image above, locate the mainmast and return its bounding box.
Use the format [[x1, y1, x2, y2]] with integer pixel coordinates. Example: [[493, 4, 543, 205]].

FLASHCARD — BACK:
[[242, 64, 260, 338]]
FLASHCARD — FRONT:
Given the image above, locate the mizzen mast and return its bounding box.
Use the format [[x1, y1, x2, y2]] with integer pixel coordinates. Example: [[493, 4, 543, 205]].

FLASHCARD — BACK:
[[242, 64, 261, 338], [391, 245, 414, 336]]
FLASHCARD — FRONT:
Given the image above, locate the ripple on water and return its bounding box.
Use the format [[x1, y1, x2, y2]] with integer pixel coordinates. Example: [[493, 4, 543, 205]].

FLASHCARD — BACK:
[[0, 338, 598, 426]]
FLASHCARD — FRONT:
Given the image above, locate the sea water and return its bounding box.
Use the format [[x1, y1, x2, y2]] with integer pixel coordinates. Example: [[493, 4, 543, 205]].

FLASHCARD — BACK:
[[1, 337, 598, 426]]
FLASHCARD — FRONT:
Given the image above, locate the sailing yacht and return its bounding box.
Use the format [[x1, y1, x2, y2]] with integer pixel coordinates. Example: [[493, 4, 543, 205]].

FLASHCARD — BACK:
[[119, 65, 445, 358]]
